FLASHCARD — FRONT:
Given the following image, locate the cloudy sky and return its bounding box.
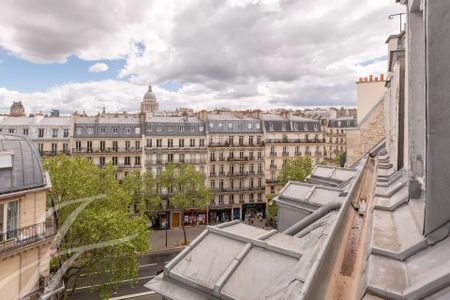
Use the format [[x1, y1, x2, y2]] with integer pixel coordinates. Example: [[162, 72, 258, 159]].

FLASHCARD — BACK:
[[0, 0, 403, 114]]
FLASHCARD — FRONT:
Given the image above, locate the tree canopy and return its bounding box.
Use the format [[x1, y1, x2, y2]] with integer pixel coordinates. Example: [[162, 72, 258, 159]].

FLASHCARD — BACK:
[[44, 156, 150, 299], [278, 157, 313, 186], [158, 163, 213, 244]]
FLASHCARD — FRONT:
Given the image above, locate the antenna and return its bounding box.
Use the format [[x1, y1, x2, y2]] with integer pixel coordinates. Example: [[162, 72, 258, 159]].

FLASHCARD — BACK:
[[388, 13, 406, 32]]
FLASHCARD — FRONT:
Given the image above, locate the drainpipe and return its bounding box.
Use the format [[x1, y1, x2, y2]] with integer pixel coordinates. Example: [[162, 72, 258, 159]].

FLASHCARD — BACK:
[[282, 201, 342, 236]]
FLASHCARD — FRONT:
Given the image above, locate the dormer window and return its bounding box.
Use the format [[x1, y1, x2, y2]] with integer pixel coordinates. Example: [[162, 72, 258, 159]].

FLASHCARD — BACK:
[[179, 125, 184, 132], [100, 127, 106, 134], [168, 126, 174, 132], [269, 122, 274, 131], [228, 123, 233, 129], [112, 127, 119, 134], [282, 123, 286, 131], [125, 127, 131, 134], [303, 124, 308, 131], [87, 127, 94, 135], [248, 123, 252, 129]]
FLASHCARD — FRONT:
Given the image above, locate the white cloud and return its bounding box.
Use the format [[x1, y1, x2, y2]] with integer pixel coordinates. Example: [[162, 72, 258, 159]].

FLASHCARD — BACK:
[[89, 62, 109, 73], [0, 0, 405, 110]]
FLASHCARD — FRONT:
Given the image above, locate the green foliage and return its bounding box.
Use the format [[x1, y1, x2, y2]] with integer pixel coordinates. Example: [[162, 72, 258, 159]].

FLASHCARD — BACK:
[[159, 163, 213, 244], [334, 150, 344, 167], [44, 156, 150, 299], [122, 171, 161, 218], [278, 157, 313, 186]]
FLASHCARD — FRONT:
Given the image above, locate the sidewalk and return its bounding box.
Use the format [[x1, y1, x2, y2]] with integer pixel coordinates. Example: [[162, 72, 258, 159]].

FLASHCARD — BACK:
[[149, 219, 272, 251], [149, 225, 207, 251]]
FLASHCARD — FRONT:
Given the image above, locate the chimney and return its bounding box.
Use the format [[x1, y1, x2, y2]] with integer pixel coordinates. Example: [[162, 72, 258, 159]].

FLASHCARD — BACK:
[[374, 76, 379, 81], [364, 77, 368, 82], [369, 75, 373, 81], [380, 74, 385, 81]]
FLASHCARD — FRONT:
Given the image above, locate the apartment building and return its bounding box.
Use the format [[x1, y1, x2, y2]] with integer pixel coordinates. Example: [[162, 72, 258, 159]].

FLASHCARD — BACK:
[[0, 134, 55, 300], [262, 112, 325, 197], [144, 114, 207, 229], [0, 114, 72, 156], [72, 112, 144, 182], [203, 111, 266, 223], [325, 117, 357, 161]]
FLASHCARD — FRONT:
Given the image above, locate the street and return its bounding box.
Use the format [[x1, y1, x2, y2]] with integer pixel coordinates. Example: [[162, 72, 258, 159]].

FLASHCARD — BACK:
[[68, 249, 180, 300]]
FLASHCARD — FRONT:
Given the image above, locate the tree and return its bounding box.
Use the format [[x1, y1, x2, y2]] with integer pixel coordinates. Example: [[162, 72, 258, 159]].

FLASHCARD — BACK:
[[44, 156, 149, 299], [278, 157, 313, 186], [122, 171, 161, 218], [158, 163, 213, 245], [334, 150, 345, 167]]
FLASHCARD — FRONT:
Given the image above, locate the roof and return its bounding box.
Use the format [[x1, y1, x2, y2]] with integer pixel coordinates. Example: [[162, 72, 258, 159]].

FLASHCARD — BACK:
[[273, 181, 345, 210], [0, 134, 47, 195], [327, 117, 357, 128], [0, 116, 72, 127], [307, 165, 357, 187], [146, 215, 339, 300], [75, 115, 140, 125]]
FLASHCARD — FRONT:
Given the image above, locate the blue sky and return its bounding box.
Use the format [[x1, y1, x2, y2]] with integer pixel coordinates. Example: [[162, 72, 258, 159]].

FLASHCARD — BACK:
[[0, 49, 126, 92]]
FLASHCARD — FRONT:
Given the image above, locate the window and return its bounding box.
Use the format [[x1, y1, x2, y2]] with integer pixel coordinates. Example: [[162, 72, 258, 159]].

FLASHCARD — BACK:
[[256, 123, 260, 129], [99, 141, 105, 152], [199, 126, 204, 132], [257, 136, 261, 145], [75, 141, 81, 152], [179, 153, 185, 163], [157, 139, 162, 148], [135, 156, 141, 166], [113, 127, 119, 134], [210, 180, 216, 189], [190, 125, 195, 132], [38, 143, 44, 153], [112, 156, 118, 166], [190, 139, 195, 147], [100, 127, 106, 134], [200, 139, 205, 147], [239, 194, 244, 203], [249, 136, 253, 145], [8, 128, 15, 134], [112, 141, 118, 152], [146, 139, 152, 148], [269, 123, 274, 131], [125, 156, 131, 166], [23, 128, 29, 135], [51, 143, 57, 154], [248, 123, 252, 129], [168, 139, 173, 148], [87, 141, 93, 152], [135, 141, 140, 150], [38, 128, 45, 138], [63, 143, 69, 153], [179, 125, 184, 132], [135, 127, 140, 134], [63, 128, 69, 138], [87, 127, 93, 135], [228, 123, 233, 129], [209, 123, 214, 129], [168, 126, 174, 132], [282, 123, 286, 131], [218, 123, 223, 130], [229, 136, 234, 145], [239, 136, 244, 145], [125, 141, 131, 150], [179, 139, 184, 147], [76, 127, 82, 135], [99, 157, 106, 167], [125, 127, 131, 134], [237, 123, 243, 130], [168, 153, 173, 163], [1, 201, 19, 239], [293, 123, 298, 131], [147, 125, 152, 132]]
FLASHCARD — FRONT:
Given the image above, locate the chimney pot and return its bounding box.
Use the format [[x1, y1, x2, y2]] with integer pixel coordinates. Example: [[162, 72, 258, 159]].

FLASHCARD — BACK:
[[380, 74, 384, 81], [364, 77, 368, 82], [374, 76, 379, 81], [359, 77, 363, 82], [369, 75, 373, 81]]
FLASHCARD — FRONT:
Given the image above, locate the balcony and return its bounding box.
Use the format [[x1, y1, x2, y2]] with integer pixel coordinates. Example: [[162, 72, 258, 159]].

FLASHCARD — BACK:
[[266, 179, 278, 184], [315, 151, 323, 157], [282, 152, 290, 156], [269, 152, 277, 157], [208, 141, 265, 148], [266, 138, 325, 144], [39, 150, 70, 156], [0, 220, 56, 255], [73, 147, 142, 154], [294, 152, 302, 156], [270, 164, 277, 170], [212, 186, 265, 193]]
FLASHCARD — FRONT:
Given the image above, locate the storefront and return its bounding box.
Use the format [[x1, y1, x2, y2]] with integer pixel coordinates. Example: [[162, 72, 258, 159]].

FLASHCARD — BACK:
[[208, 206, 232, 224], [242, 203, 266, 221], [151, 211, 170, 230], [183, 209, 207, 226], [233, 207, 241, 220]]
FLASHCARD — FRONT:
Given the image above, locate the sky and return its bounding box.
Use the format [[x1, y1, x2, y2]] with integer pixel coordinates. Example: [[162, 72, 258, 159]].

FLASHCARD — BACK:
[[0, 0, 403, 114]]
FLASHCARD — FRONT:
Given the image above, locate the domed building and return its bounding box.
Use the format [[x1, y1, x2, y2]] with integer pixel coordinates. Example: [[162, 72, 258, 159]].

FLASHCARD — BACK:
[[10, 101, 26, 117], [141, 84, 159, 115]]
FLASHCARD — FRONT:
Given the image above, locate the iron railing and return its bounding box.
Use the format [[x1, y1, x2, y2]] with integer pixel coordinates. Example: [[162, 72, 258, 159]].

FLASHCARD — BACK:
[[0, 220, 56, 254]]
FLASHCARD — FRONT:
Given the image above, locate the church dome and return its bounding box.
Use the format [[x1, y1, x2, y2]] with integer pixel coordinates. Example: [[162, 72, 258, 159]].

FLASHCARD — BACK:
[[143, 84, 157, 102]]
